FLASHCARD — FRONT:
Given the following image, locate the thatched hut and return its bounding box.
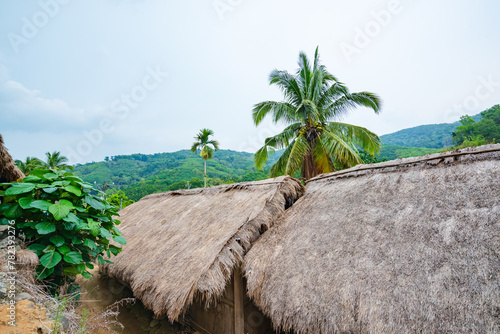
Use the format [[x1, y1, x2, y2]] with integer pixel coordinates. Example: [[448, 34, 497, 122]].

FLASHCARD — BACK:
[[103, 176, 303, 334], [244, 144, 500, 333], [0, 134, 24, 182]]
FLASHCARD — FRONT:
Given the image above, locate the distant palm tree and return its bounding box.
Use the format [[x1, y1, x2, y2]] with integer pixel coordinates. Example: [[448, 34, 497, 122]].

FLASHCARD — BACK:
[[190, 129, 220, 187], [43, 151, 74, 171], [253, 47, 382, 179], [15, 157, 44, 175]]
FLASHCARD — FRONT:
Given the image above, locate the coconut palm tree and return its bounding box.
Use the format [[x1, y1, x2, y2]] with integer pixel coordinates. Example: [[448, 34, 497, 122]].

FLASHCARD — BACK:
[[253, 47, 382, 179], [15, 157, 44, 175], [190, 129, 220, 187], [43, 151, 74, 171]]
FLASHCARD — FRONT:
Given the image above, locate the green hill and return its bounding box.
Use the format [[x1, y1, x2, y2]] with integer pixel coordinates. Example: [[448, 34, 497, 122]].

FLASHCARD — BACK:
[[74, 106, 499, 201], [74, 150, 281, 201], [380, 114, 482, 149]]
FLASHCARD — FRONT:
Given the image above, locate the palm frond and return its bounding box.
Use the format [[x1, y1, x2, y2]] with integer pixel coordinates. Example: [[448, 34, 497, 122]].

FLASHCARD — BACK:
[[327, 122, 381, 155], [321, 129, 363, 168], [324, 92, 382, 120], [252, 101, 297, 126], [269, 70, 303, 106], [313, 134, 335, 174], [285, 133, 310, 176], [253, 123, 302, 170]]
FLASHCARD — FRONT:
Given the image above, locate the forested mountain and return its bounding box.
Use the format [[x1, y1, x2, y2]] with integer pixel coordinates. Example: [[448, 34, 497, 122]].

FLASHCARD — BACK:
[[73, 106, 499, 201], [74, 150, 281, 201], [380, 114, 482, 148]]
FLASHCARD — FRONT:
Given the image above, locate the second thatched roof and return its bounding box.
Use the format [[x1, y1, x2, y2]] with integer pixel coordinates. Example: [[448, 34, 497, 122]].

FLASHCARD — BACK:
[[244, 144, 500, 333], [0, 134, 24, 182], [103, 176, 303, 321]]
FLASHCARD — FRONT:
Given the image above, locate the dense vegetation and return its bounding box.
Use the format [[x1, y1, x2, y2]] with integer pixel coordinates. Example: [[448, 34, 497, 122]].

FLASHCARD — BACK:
[[58, 105, 500, 202], [0, 169, 124, 292], [380, 114, 482, 148], [452, 105, 500, 147], [74, 150, 280, 201], [378, 145, 441, 161]]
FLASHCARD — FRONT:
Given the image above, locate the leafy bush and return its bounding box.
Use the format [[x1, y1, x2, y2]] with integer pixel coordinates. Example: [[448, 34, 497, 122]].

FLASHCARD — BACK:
[[0, 169, 126, 291]]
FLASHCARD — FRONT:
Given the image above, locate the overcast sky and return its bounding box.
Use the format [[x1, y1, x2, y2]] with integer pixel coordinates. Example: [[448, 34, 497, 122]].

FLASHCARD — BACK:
[[1, 0, 499, 164]]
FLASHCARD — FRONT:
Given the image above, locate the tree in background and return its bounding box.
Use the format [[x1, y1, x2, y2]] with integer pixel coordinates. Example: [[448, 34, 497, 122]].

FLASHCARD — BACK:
[[107, 190, 135, 209], [452, 105, 500, 148], [253, 47, 382, 179], [190, 129, 220, 187], [44, 151, 74, 171], [15, 157, 44, 175]]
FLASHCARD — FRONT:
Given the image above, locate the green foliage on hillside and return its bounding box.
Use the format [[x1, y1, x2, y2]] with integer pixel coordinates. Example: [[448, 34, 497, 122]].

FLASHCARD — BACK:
[[378, 145, 441, 161], [452, 105, 500, 147], [74, 150, 279, 201], [380, 114, 482, 149]]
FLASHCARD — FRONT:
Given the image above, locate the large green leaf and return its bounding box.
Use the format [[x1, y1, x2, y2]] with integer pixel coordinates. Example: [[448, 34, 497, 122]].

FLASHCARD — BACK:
[[57, 245, 71, 255], [22, 175, 41, 183], [64, 185, 82, 196], [27, 243, 46, 255], [36, 266, 54, 280], [63, 251, 83, 264], [49, 235, 65, 247], [5, 183, 36, 195], [63, 212, 81, 224], [84, 195, 105, 210], [62, 266, 79, 276], [42, 173, 58, 180], [0, 217, 11, 225], [18, 197, 34, 209], [87, 219, 100, 237], [30, 200, 52, 211], [48, 200, 74, 220], [99, 228, 112, 238], [43, 187, 58, 194], [40, 251, 62, 269], [113, 235, 127, 245], [83, 239, 96, 249], [35, 222, 56, 234], [28, 169, 51, 177]]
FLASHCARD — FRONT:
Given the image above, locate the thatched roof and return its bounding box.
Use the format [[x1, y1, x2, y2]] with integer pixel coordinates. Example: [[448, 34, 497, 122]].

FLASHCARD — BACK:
[[103, 176, 303, 321], [0, 134, 24, 182], [244, 144, 500, 333]]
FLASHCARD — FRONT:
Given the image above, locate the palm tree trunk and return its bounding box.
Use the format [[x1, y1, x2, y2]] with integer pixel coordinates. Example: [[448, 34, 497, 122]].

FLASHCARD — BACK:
[[302, 132, 320, 179], [204, 159, 207, 188]]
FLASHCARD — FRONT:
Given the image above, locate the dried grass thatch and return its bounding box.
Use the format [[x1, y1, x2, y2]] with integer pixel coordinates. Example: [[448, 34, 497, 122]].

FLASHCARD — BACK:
[[0, 133, 24, 182], [103, 176, 303, 321], [244, 144, 500, 333]]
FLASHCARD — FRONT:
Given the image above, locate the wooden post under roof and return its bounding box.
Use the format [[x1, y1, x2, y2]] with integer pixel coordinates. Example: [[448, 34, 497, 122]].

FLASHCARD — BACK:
[[233, 266, 245, 334]]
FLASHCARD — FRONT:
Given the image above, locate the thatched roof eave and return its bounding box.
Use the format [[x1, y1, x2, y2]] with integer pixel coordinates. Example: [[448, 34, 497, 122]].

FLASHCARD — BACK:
[[0, 134, 24, 182], [244, 144, 500, 334], [103, 176, 303, 321]]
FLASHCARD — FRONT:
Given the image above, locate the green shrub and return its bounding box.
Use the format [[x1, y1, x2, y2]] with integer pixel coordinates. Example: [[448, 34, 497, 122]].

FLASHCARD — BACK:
[[0, 169, 125, 291]]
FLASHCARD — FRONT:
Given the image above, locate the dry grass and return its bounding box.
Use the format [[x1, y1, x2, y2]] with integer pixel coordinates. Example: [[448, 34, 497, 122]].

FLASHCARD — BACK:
[[103, 176, 303, 321], [244, 144, 500, 333], [18, 276, 136, 333]]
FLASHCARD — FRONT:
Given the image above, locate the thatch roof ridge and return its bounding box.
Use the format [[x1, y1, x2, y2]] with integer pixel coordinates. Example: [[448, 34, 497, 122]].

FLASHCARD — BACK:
[[244, 146, 500, 333], [104, 176, 303, 321], [141, 177, 296, 200], [308, 143, 500, 183], [0, 134, 24, 182]]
